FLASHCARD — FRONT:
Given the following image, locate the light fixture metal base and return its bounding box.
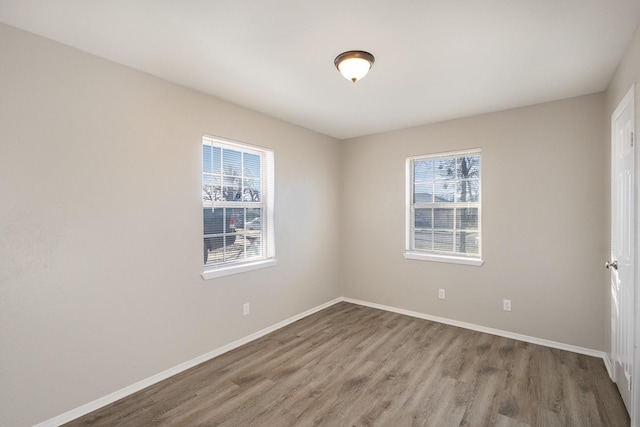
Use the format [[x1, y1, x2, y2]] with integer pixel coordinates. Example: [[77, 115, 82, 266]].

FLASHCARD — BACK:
[[334, 50, 375, 83]]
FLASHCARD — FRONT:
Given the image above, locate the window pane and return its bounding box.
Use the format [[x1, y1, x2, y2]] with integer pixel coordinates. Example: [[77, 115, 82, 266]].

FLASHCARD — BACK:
[[212, 175, 222, 201], [204, 207, 238, 265], [456, 179, 479, 202], [227, 208, 243, 231], [243, 179, 261, 202], [243, 152, 261, 178], [202, 174, 221, 202], [212, 147, 222, 174], [434, 181, 454, 202], [414, 230, 433, 250], [434, 208, 454, 229], [456, 231, 479, 254], [414, 182, 433, 203], [239, 231, 262, 259], [223, 176, 242, 201], [244, 208, 261, 230], [456, 155, 479, 178], [456, 208, 478, 230], [433, 231, 454, 251], [223, 149, 242, 176], [244, 208, 263, 258], [202, 173, 213, 202], [415, 208, 433, 229], [414, 160, 434, 181], [203, 145, 213, 174], [202, 145, 222, 174], [203, 207, 218, 237], [204, 207, 266, 265], [435, 158, 455, 180]]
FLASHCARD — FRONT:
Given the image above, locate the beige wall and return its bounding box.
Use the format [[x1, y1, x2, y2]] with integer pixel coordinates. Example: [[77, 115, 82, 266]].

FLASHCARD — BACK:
[[340, 93, 606, 351], [0, 23, 341, 426], [604, 18, 640, 360]]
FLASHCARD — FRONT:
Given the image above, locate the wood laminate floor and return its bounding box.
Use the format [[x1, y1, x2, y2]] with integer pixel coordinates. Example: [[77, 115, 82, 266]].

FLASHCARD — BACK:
[[65, 302, 629, 426]]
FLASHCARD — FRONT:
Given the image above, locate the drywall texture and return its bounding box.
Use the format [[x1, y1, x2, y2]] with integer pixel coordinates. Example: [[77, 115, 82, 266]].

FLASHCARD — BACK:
[[0, 23, 341, 426], [606, 18, 640, 112], [340, 93, 606, 351]]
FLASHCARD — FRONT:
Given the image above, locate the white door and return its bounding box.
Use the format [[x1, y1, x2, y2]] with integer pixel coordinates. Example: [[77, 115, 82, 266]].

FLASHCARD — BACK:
[[610, 85, 635, 416]]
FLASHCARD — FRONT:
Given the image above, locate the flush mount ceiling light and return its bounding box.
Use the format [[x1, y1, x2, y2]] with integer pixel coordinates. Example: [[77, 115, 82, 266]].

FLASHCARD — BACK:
[[334, 50, 375, 83]]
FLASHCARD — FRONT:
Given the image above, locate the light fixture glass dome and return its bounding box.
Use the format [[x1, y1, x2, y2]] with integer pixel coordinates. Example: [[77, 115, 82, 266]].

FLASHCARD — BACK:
[[334, 51, 375, 83]]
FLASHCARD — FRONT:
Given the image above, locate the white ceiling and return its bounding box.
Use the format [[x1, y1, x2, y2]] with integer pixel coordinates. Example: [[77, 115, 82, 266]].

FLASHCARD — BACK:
[[1, 1, 639, 139]]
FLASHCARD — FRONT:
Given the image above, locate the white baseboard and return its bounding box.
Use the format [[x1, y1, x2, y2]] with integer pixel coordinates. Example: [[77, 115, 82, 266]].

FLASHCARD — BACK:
[[37, 296, 608, 426], [603, 352, 614, 379], [34, 297, 343, 427], [341, 297, 607, 360]]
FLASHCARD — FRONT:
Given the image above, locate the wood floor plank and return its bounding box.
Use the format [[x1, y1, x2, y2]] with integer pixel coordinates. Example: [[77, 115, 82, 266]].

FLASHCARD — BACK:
[[64, 302, 630, 427], [497, 342, 538, 425]]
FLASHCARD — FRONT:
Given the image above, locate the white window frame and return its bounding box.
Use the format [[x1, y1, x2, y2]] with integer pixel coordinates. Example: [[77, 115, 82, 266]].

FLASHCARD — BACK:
[[201, 135, 276, 279], [404, 148, 483, 266]]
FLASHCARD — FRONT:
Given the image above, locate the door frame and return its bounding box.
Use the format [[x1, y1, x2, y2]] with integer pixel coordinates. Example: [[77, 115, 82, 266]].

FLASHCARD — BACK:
[[610, 84, 638, 426], [634, 83, 640, 427]]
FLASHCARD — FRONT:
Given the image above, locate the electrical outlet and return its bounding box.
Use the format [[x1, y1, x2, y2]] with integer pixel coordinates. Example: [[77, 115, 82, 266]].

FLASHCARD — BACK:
[[503, 299, 511, 312], [438, 289, 445, 299], [243, 303, 250, 316]]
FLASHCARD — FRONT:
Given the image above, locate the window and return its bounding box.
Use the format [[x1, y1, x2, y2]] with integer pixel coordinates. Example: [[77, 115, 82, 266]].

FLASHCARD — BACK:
[[202, 135, 275, 279], [405, 149, 482, 266]]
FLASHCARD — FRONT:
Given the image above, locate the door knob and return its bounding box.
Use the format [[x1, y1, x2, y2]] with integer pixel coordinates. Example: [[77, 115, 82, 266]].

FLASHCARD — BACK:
[[605, 260, 618, 270]]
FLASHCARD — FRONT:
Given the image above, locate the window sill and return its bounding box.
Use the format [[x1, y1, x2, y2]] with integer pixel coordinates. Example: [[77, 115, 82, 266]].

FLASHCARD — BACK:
[[403, 252, 484, 266], [202, 258, 277, 280]]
